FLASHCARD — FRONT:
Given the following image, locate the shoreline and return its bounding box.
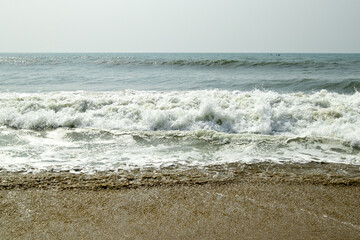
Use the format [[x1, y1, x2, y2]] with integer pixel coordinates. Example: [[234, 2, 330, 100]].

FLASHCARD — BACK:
[[1, 162, 360, 190]]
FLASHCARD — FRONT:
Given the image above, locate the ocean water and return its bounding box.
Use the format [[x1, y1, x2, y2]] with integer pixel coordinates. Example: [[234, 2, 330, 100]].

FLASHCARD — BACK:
[[0, 53, 360, 175]]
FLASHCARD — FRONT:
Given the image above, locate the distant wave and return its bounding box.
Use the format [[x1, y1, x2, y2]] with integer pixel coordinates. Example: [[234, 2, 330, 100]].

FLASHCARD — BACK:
[[253, 78, 360, 93], [1, 55, 358, 69], [59, 59, 360, 69]]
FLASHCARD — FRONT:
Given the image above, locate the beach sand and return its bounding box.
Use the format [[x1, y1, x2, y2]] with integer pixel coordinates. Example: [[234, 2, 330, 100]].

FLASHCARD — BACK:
[[1, 167, 360, 239]]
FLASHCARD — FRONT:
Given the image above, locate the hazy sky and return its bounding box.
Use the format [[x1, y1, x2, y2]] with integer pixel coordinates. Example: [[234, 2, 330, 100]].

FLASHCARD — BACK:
[[1, 0, 359, 53]]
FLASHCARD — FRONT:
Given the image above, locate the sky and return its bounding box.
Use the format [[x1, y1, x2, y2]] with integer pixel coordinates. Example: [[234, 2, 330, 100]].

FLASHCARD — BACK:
[[1, 0, 360, 53]]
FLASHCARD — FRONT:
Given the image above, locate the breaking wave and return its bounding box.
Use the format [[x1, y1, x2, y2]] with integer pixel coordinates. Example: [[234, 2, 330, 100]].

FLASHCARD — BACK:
[[1, 90, 359, 147]]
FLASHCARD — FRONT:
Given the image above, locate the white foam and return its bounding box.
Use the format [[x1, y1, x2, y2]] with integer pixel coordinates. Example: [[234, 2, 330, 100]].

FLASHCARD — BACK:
[[0, 127, 359, 173], [0, 90, 359, 146]]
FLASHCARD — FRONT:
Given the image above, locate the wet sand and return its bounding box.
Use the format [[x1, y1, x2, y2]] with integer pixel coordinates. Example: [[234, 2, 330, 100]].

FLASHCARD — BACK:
[[1, 185, 360, 239], [1, 182, 360, 239], [1, 163, 360, 239]]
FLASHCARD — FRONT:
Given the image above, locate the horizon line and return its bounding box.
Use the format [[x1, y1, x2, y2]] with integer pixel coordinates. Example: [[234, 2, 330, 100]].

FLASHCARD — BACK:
[[1, 51, 360, 54]]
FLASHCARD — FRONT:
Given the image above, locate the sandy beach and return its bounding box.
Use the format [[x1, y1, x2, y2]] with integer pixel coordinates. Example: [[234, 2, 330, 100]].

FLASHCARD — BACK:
[[1, 166, 360, 240]]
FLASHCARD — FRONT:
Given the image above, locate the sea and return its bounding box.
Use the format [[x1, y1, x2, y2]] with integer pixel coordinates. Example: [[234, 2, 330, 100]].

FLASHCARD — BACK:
[[0, 53, 359, 183]]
